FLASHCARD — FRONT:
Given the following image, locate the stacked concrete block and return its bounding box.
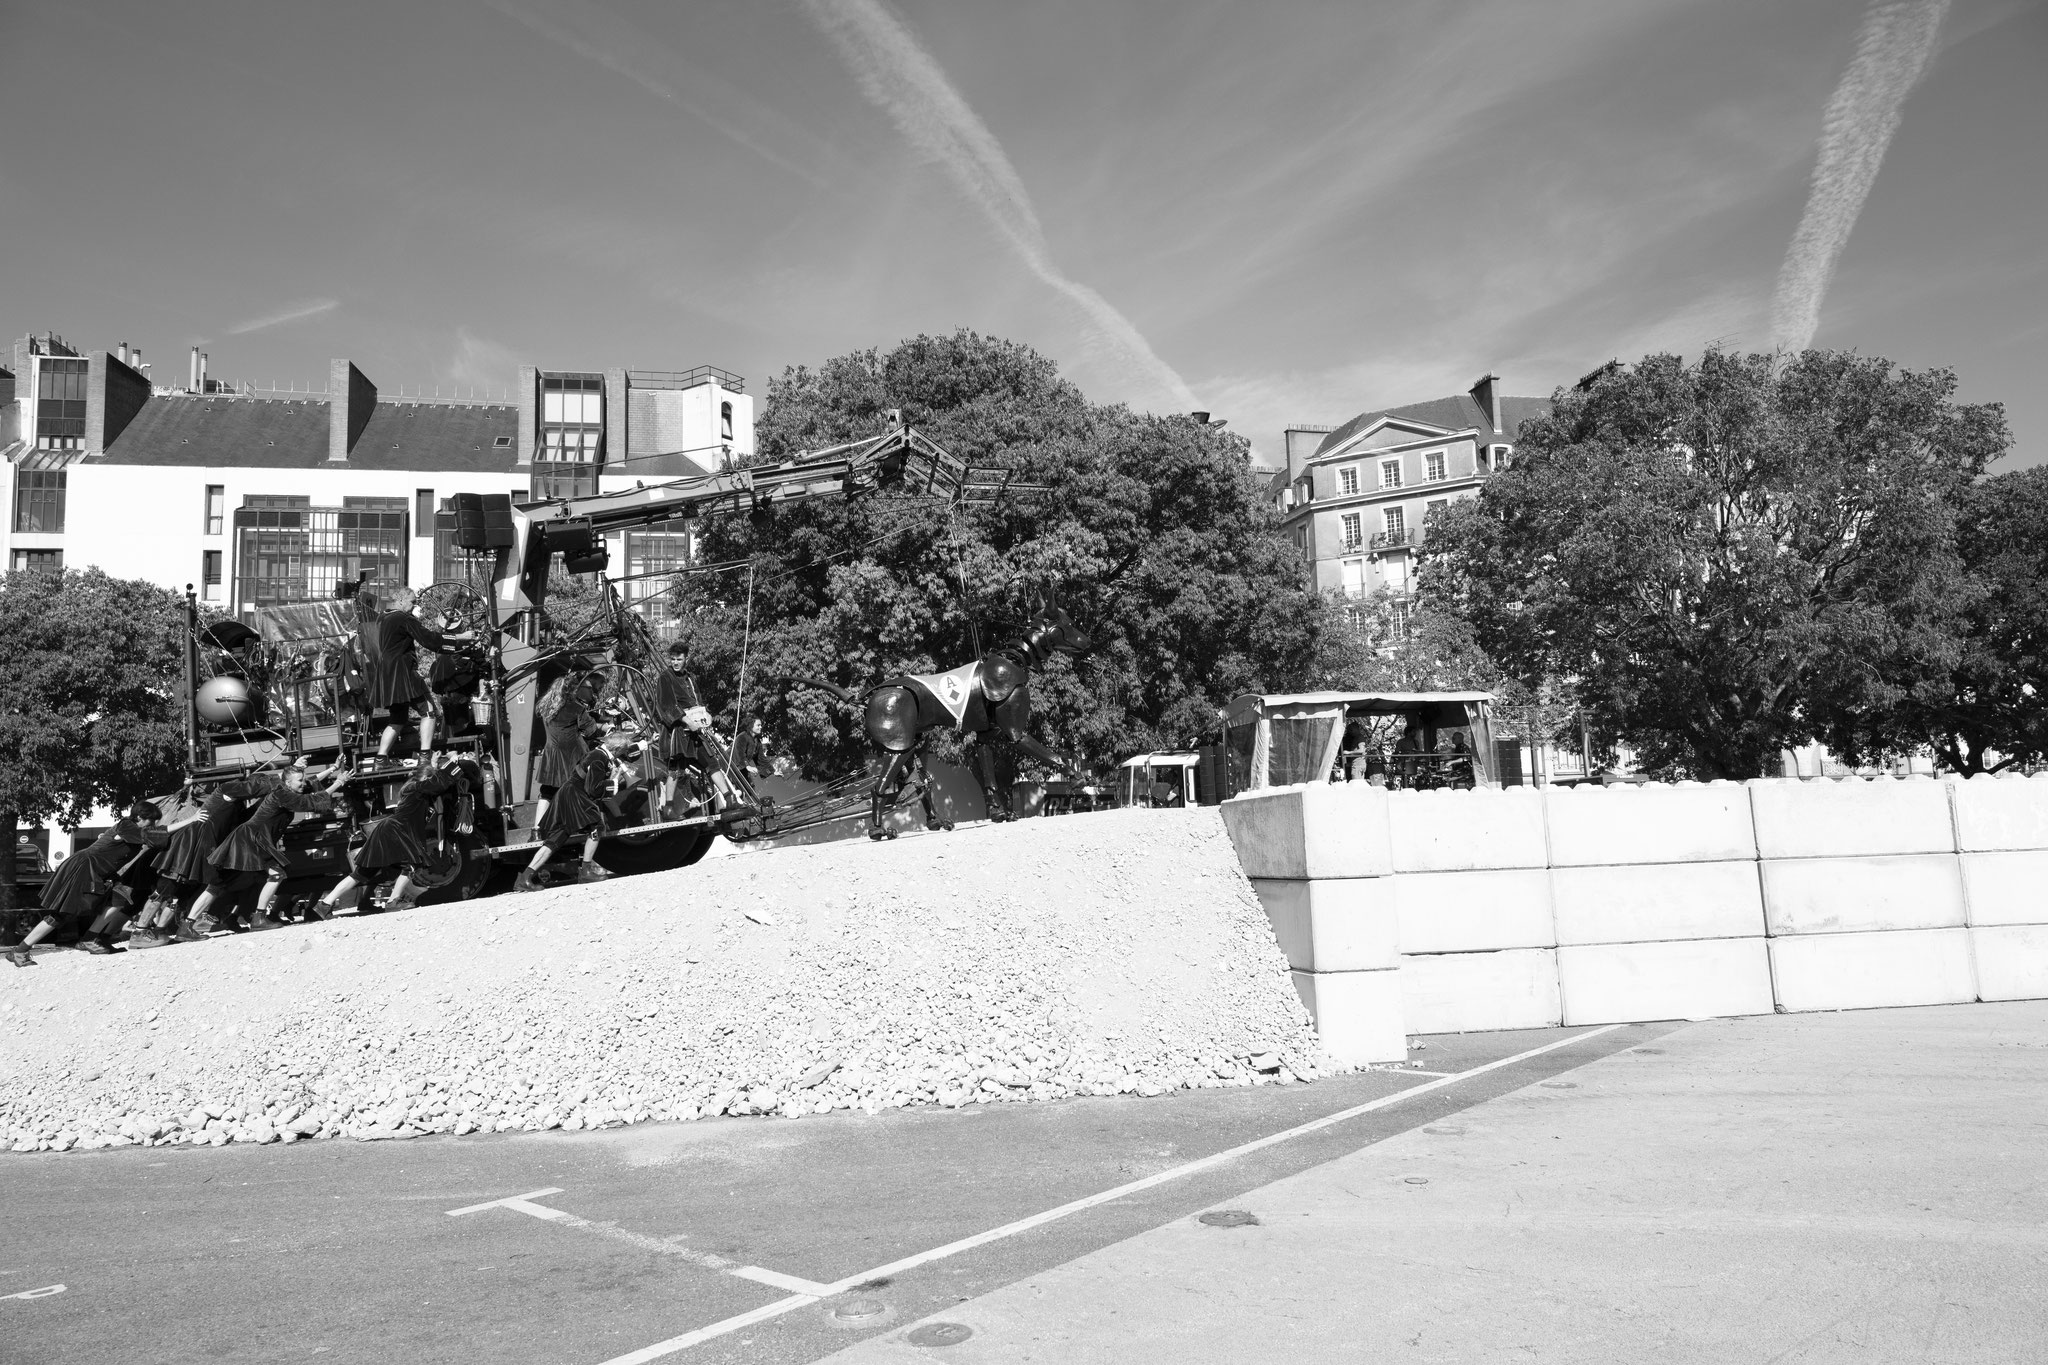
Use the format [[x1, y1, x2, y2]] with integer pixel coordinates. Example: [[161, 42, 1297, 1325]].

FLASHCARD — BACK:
[[1954, 773, 2048, 1002], [1219, 783, 1406, 1064], [1751, 777, 1977, 1012], [1546, 782, 1773, 1026], [1386, 788, 1559, 1032]]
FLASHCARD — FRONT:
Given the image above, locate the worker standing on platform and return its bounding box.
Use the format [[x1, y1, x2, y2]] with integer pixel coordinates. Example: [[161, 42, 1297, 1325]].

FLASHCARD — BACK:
[[357, 586, 471, 761]]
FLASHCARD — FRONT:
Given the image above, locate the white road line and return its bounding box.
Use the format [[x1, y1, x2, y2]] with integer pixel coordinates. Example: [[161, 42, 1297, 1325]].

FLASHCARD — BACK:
[[446, 1187, 565, 1217], [1398, 1069, 1458, 1078], [2, 1284, 67, 1302], [596, 1023, 1629, 1362], [598, 1294, 820, 1365], [732, 1266, 838, 1297]]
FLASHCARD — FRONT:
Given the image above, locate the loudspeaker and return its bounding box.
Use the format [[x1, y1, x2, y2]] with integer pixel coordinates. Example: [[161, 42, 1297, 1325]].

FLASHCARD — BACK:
[[449, 493, 516, 550], [544, 519, 596, 558], [562, 546, 611, 576]]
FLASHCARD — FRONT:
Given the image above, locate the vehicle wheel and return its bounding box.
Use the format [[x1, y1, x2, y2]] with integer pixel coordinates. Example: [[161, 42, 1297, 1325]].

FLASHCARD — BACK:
[[594, 826, 714, 876], [414, 834, 495, 904]]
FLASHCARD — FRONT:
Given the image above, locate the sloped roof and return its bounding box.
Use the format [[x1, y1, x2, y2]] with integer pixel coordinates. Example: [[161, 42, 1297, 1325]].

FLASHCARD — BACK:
[[94, 396, 519, 471], [1314, 393, 1549, 460]]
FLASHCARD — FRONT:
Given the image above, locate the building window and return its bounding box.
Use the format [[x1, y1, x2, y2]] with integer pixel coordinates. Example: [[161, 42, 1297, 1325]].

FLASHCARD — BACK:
[[720, 401, 734, 442], [1384, 507, 1406, 536], [415, 489, 435, 537], [1390, 601, 1410, 639], [13, 469, 66, 533], [1293, 525, 1308, 553], [623, 530, 693, 634], [1490, 444, 1513, 469], [35, 357, 87, 450], [1425, 451, 1446, 481], [531, 464, 600, 500], [1340, 557, 1367, 597], [205, 484, 225, 535], [202, 550, 224, 600], [11, 548, 62, 574], [1338, 466, 1359, 496], [1379, 459, 1402, 490], [232, 501, 408, 613], [1340, 513, 1363, 551], [539, 374, 604, 464]]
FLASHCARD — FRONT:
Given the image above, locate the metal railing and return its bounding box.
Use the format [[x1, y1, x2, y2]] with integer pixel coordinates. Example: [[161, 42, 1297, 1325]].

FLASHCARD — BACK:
[[1370, 527, 1419, 551], [626, 366, 746, 393]]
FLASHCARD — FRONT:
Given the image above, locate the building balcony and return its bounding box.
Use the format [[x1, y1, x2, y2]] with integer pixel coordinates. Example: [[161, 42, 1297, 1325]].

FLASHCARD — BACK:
[[1370, 527, 1419, 551]]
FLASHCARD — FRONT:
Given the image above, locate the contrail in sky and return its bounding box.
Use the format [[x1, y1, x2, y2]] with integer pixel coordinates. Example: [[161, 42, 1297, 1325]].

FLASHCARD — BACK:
[[1769, 0, 1950, 353], [801, 0, 1199, 411], [227, 298, 339, 335]]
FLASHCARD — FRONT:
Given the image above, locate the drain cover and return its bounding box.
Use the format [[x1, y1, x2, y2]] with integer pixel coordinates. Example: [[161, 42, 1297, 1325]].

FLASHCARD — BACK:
[[907, 1322, 974, 1348], [1198, 1209, 1260, 1228], [833, 1299, 887, 1322]]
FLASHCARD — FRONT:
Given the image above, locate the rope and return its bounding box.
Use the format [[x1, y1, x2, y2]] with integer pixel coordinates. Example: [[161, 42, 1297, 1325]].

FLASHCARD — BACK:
[[723, 562, 757, 787]]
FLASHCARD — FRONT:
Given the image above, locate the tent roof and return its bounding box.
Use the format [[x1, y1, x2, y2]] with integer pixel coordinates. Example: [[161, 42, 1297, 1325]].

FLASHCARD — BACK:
[[1119, 752, 1200, 767], [1230, 690, 1494, 713]]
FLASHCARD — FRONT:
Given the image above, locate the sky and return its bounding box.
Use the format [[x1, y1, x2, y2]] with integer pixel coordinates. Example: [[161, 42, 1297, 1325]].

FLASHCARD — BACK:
[[2, 0, 2041, 468]]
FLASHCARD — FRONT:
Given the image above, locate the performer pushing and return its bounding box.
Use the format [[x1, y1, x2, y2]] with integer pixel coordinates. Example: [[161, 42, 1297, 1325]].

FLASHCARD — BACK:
[[186, 760, 349, 934], [314, 751, 467, 917], [513, 673, 614, 893], [126, 774, 278, 947], [6, 803, 167, 967]]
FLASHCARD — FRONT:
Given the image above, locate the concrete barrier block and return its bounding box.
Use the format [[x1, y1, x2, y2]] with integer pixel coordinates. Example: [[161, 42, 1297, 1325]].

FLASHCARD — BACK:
[[1392, 869, 1553, 954], [1557, 938, 1775, 1025], [1768, 928, 1976, 1012], [1750, 777, 1955, 859], [1552, 860, 1764, 945], [1220, 783, 1392, 881], [1761, 854, 1964, 935], [1960, 851, 2048, 926], [1288, 969, 1407, 1064], [1951, 772, 2048, 852], [1249, 878, 1399, 973], [1971, 925, 2048, 1001], [1544, 784, 1755, 866], [1399, 949, 1561, 1033], [1385, 787, 1547, 873]]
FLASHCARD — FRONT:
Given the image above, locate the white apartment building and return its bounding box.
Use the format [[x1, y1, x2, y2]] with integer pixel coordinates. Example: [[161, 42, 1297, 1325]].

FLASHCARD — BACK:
[[2, 333, 756, 632], [1279, 374, 1548, 608]]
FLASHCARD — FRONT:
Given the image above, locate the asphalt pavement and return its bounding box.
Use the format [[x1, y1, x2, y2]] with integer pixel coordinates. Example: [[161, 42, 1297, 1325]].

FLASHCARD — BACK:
[[0, 1025, 1644, 1365]]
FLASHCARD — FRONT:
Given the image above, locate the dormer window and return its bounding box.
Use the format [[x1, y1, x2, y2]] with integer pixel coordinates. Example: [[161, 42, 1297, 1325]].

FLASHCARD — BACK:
[[1489, 444, 1513, 470]]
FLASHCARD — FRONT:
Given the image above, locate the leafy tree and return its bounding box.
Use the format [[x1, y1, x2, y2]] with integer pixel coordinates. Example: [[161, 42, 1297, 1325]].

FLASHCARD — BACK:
[[1866, 466, 2048, 772], [1423, 349, 2010, 779], [664, 330, 1326, 779], [0, 568, 192, 913]]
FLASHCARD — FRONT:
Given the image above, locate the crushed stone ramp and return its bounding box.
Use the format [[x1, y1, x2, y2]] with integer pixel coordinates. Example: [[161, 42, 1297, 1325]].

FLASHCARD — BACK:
[[1, 809, 1320, 1153]]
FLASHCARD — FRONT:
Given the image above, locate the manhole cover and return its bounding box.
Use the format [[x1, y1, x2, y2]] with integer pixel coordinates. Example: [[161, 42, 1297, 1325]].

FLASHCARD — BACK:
[[1198, 1209, 1260, 1228], [1540, 1081, 1578, 1089], [907, 1322, 974, 1348], [833, 1299, 888, 1322], [1403, 1176, 1430, 1185]]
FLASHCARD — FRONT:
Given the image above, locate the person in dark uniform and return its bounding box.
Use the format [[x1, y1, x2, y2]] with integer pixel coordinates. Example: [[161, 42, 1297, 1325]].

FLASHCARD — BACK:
[[514, 686, 614, 892], [6, 803, 166, 967], [187, 761, 349, 934], [357, 586, 471, 760], [314, 751, 466, 917], [127, 775, 279, 947]]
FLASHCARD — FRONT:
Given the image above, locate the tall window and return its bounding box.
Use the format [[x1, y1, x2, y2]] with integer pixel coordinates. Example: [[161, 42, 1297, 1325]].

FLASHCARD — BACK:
[[1390, 601, 1410, 639], [204, 485, 225, 535], [35, 358, 87, 450], [11, 549, 62, 574], [14, 469, 66, 533], [1383, 507, 1406, 536], [720, 401, 734, 442], [624, 530, 693, 635], [233, 498, 407, 613], [202, 550, 224, 601], [536, 374, 605, 499], [1340, 512, 1363, 551], [1340, 557, 1367, 597], [1379, 458, 1402, 490], [1425, 451, 1446, 481], [1338, 466, 1359, 496]]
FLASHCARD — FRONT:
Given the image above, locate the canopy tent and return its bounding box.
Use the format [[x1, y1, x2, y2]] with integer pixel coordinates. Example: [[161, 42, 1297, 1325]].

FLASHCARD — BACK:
[[1223, 691, 1498, 792], [1116, 751, 1202, 807]]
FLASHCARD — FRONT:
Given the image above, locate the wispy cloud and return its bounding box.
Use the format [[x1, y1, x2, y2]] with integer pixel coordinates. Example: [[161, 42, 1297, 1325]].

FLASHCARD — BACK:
[[444, 327, 522, 395], [484, 0, 836, 188], [800, 0, 1198, 412], [226, 297, 338, 335], [1769, 0, 1951, 352]]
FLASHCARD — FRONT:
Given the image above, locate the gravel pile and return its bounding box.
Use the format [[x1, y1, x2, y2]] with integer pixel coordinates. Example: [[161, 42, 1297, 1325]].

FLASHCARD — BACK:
[[1, 809, 1321, 1154]]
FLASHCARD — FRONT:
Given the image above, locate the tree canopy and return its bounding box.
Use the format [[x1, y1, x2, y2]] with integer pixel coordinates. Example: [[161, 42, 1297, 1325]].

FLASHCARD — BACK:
[[0, 568, 192, 907], [1422, 349, 2010, 779], [664, 330, 1325, 778]]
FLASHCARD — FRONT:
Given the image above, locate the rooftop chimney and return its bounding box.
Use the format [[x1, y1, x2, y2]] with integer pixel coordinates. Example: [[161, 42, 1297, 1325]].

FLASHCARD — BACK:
[[117, 342, 130, 365], [189, 347, 201, 393], [327, 359, 378, 461], [200, 352, 209, 394], [1469, 373, 1502, 435]]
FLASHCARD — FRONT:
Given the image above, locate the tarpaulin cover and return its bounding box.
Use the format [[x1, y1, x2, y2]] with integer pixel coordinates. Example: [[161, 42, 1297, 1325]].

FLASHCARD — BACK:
[[254, 601, 357, 645]]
